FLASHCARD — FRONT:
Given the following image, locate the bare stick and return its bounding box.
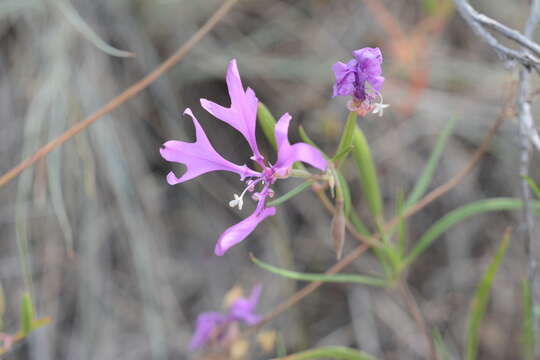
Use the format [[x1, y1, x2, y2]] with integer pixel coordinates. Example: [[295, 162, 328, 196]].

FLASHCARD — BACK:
[[517, 0, 540, 354], [398, 281, 440, 360], [453, 0, 540, 73], [0, 0, 239, 189]]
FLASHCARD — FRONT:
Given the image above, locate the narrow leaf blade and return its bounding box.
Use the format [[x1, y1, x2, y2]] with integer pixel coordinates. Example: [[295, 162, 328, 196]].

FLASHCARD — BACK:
[[405, 118, 456, 209], [522, 280, 534, 360], [352, 126, 383, 221], [333, 112, 357, 167], [258, 103, 277, 149], [405, 198, 539, 266], [267, 181, 313, 206], [19, 292, 35, 336], [466, 228, 511, 360], [274, 346, 377, 360], [251, 255, 387, 287]]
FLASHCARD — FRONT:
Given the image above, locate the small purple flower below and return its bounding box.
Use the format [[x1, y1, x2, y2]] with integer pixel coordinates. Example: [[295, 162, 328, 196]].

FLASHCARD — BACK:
[[189, 285, 263, 350], [332, 47, 388, 116], [160, 59, 327, 256]]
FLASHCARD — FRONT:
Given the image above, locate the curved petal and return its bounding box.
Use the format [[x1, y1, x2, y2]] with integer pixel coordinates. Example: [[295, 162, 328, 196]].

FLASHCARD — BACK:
[[189, 312, 227, 350], [160, 108, 258, 184], [332, 61, 355, 97], [215, 206, 276, 256], [229, 284, 262, 325], [200, 59, 263, 162], [273, 113, 327, 176]]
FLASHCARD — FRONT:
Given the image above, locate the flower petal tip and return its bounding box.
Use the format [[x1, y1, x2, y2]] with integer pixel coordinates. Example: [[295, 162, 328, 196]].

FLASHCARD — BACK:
[[166, 171, 181, 185]]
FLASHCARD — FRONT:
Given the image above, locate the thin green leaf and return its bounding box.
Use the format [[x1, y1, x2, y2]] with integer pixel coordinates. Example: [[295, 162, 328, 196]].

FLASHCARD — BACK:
[[332, 145, 355, 165], [524, 176, 540, 200], [433, 329, 452, 360], [395, 189, 408, 257], [352, 126, 383, 221], [30, 316, 52, 331], [274, 346, 376, 360], [276, 332, 287, 358], [405, 118, 456, 209], [349, 211, 371, 237], [20, 292, 35, 336], [55, 0, 133, 58], [466, 229, 511, 360], [336, 171, 352, 216], [522, 280, 534, 360], [405, 198, 540, 267], [251, 254, 387, 287], [258, 103, 277, 149], [333, 112, 357, 167], [267, 181, 313, 206]]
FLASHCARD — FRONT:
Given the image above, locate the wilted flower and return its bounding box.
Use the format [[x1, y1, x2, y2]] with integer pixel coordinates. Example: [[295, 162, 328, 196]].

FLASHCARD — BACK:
[[189, 285, 263, 350], [160, 59, 327, 256], [332, 47, 388, 116]]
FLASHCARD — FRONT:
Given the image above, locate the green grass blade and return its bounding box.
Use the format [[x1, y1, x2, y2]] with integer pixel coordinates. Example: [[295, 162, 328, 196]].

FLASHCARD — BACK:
[[336, 171, 352, 216], [352, 126, 383, 221], [524, 176, 540, 200], [258, 103, 277, 149], [405, 118, 456, 209], [466, 229, 511, 360], [55, 0, 133, 58], [274, 346, 376, 360], [349, 211, 371, 237], [433, 329, 452, 360], [276, 332, 287, 358], [251, 255, 387, 287], [522, 280, 534, 360], [19, 292, 35, 336], [405, 198, 539, 266], [333, 112, 357, 167], [267, 181, 313, 206]]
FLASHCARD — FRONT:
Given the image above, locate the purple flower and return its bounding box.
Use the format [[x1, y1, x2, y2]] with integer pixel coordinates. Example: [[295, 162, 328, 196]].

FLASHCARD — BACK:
[[189, 285, 262, 350], [161, 59, 327, 256], [189, 312, 227, 350], [332, 47, 388, 116], [229, 284, 262, 325]]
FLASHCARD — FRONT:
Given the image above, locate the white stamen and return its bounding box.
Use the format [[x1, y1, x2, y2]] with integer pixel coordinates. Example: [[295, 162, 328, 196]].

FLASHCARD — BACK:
[[371, 91, 389, 117], [229, 193, 244, 210], [372, 102, 389, 116], [229, 178, 264, 210]]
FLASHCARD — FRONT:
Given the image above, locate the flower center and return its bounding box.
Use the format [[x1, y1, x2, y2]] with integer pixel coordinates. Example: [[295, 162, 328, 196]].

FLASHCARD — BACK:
[[228, 166, 277, 211]]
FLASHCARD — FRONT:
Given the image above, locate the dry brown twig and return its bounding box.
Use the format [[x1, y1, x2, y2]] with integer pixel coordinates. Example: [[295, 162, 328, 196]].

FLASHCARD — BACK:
[[0, 0, 239, 189]]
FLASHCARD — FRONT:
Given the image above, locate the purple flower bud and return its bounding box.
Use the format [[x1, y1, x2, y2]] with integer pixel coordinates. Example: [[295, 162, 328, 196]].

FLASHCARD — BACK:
[[189, 285, 263, 351], [332, 47, 387, 117]]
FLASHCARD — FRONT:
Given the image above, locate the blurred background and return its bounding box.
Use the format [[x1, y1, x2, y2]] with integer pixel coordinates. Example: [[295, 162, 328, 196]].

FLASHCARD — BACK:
[[0, 0, 538, 359]]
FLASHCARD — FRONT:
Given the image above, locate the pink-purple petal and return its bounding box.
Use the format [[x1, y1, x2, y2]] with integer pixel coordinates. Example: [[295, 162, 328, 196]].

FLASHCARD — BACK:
[[160, 108, 258, 184], [273, 113, 327, 176], [215, 206, 276, 256], [189, 311, 227, 350], [200, 59, 263, 162], [229, 284, 262, 325]]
